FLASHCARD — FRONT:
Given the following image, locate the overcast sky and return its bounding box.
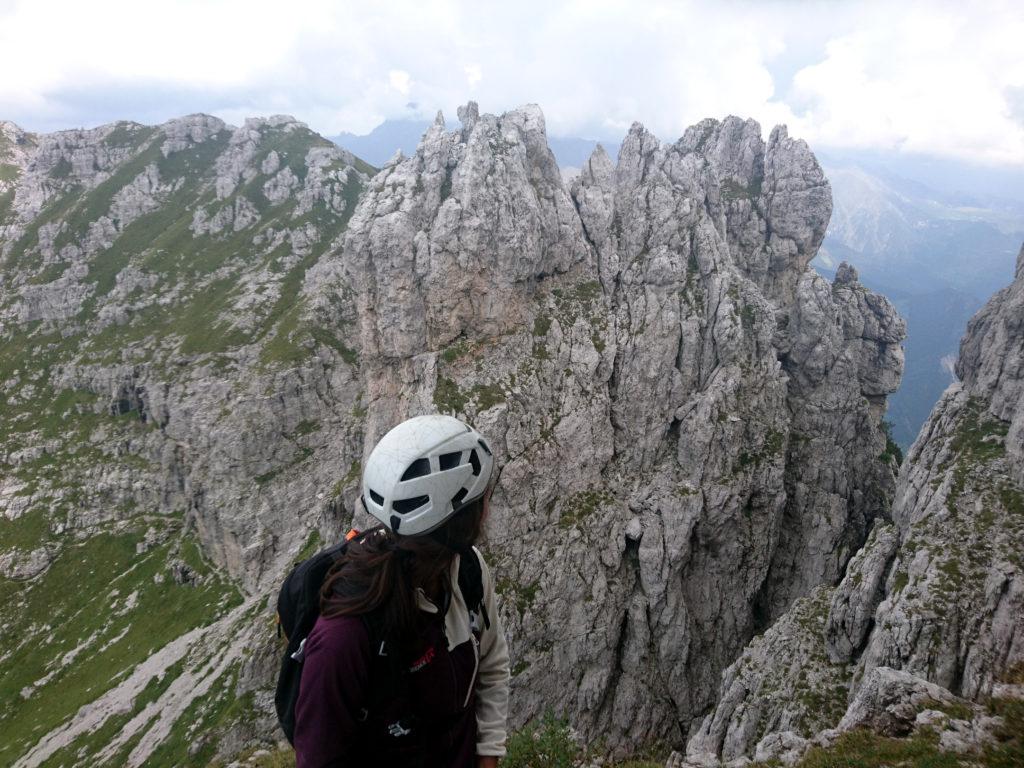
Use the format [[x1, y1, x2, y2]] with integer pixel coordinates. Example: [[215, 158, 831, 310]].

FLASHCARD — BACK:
[[1, 0, 1022, 166]]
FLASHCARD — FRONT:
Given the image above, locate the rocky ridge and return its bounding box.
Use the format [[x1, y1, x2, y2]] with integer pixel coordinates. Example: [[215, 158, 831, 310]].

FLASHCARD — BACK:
[[0, 113, 371, 766], [684, 244, 1024, 766], [0, 103, 904, 764], [329, 103, 903, 748]]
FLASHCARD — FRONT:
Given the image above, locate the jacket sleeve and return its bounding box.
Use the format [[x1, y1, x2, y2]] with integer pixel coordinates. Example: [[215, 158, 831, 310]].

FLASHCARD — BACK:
[[472, 545, 511, 757], [293, 615, 371, 768]]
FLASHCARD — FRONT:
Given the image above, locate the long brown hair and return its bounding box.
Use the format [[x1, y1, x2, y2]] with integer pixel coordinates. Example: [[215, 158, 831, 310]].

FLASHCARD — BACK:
[[320, 496, 486, 657]]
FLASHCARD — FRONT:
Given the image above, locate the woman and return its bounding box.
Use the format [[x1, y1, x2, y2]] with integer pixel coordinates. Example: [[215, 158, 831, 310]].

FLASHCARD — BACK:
[[294, 414, 510, 767]]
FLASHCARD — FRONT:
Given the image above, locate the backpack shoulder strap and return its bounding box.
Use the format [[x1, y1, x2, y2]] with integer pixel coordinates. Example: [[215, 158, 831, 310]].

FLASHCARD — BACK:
[[456, 546, 489, 630]]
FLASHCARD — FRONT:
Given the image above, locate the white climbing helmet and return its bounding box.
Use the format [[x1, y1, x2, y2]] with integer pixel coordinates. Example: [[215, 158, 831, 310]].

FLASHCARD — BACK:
[[361, 414, 494, 536]]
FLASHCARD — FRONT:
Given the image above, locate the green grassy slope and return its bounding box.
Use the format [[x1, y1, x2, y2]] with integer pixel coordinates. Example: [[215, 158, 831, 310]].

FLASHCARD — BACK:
[[0, 117, 374, 765]]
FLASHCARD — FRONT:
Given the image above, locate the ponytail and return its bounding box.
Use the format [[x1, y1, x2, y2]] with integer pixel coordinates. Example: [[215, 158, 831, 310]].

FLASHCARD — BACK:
[[320, 495, 485, 657]]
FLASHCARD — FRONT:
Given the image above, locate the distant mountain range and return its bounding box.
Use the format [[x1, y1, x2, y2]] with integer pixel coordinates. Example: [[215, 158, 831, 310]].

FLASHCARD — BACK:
[[331, 119, 619, 169], [815, 154, 1024, 449], [335, 121, 1024, 451]]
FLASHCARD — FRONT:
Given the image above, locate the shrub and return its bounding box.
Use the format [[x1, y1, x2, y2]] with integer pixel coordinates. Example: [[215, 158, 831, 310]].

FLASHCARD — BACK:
[[504, 711, 580, 768]]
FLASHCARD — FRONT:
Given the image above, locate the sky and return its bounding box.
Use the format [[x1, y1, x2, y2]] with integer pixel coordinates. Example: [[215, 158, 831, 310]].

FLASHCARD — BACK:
[[1, 0, 1023, 167]]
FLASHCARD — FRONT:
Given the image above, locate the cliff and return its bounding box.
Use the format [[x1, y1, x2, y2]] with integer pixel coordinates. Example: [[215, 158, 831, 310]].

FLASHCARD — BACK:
[[686, 244, 1024, 765], [0, 104, 904, 765]]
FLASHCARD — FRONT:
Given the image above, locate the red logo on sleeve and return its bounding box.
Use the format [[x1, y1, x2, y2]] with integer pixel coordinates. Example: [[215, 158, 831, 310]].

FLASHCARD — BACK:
[[408, 645, 436, 672]]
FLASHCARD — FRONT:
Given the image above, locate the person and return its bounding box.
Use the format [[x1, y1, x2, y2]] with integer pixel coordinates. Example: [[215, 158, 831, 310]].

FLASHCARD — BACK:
[[293, 414, 510, 768]]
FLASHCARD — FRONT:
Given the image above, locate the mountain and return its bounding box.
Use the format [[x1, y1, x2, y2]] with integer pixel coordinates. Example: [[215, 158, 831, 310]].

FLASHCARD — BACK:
[[817, 161, 1022, 301], [340, 104, 903, 750], [815, 159, 1024, 451], [685, 245, 1024, 766], [2, 103, 905, 764], [332, 121, 1023, 455], [331, 117, 618, 170], [332, 118, 432, 166], [0, 113, 373, 766]]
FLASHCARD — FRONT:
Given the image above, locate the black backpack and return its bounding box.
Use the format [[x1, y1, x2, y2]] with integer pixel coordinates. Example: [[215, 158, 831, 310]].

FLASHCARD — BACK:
[[274, 527, 490, 745]]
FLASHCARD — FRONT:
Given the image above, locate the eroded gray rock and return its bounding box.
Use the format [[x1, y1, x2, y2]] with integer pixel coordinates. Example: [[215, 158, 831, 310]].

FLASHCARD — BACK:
[[826, 522, 899, 663], [837, 667, 971, 736], [686, 238, 1024, 762], [1, 103, 906, 761], [336, 106, 903, 749]]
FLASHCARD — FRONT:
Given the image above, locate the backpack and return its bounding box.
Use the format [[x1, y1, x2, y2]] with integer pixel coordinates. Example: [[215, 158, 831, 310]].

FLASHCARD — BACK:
[[273, 527, 490, 745]]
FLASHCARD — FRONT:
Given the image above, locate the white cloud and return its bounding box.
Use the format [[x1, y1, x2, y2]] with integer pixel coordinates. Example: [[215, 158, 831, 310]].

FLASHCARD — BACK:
[[0, 0, 1020, 165], [786, 1, 1024, 165], [389, 70, 412, 96]]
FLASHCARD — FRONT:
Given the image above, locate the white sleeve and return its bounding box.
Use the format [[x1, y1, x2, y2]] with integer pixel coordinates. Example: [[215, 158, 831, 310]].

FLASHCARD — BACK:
[[472, 545, 511, 757]]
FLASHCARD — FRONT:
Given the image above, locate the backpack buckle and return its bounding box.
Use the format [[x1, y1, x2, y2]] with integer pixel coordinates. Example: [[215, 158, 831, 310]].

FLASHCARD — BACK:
[[387, 720, 413, 738]]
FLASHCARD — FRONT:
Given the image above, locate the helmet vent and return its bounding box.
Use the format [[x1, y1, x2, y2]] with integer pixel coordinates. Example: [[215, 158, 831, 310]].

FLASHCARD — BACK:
[[369, 489, 384, 505], [439, 451, 462, 471], [477, 438, 492, 456], [401, 458, 431, 481], [451, 487, 469, 508], [469, 449, 481, 476], [393, 495, 430, 514]]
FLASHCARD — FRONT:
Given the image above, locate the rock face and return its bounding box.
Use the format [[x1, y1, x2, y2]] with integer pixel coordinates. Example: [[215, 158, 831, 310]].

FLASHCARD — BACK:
[[858, 242, 1024, 699], [686, 242, 1024, 764], [0, 104, 905, 764], [836, 666, 976, 737], [334, 105, 903, 749], [0, 114, 371, 767]]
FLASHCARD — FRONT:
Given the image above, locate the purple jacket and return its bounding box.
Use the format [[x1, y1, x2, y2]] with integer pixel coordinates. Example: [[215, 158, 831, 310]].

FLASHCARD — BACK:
[[294, 608, 479, 767], [294, 548, 510, 766]]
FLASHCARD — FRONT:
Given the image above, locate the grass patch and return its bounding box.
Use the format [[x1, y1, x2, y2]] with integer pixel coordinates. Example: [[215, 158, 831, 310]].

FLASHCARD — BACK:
[[775, 696, 1023, 768], [533, 314, 552, 337], [752, 693, 1023, 768], [434, 376, 469, 414], [558, 488, 615, 529], [733, 429, 785, 474], [0, 506, 54, 551], [740, 303, 756, 330], [145, 663, 258, 767], [880, 420, 903, 466], [721, 175, 764, 202], [949, 398, 1008, 465], [331, 460, 361, 499], [248, 746, 297, 767], [504, 711, 666, 768], [791, 727, 959, 768], [0, 186, 15, 223], [925, 698, 974, 722], [103, 123, 158, 151], [49, 157, 73, 180], [440, 167, 454, 202], [291, 419, 320, 437], [496, 578, 540, 617], [0, 162, 19, 183], [294, 529, 324, 565], [441, 338, 472, 363], [255, 446, 315, 486], [504, 711, 580, 768], [0, 524, 242, 765]]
